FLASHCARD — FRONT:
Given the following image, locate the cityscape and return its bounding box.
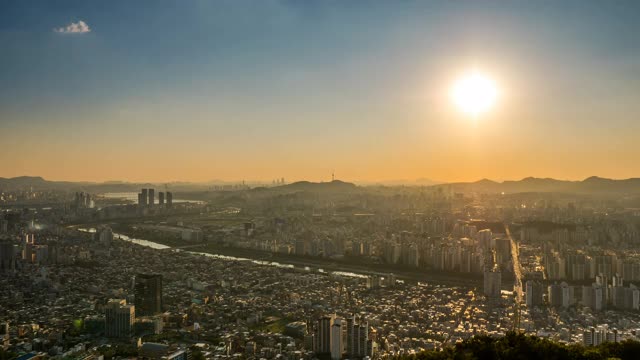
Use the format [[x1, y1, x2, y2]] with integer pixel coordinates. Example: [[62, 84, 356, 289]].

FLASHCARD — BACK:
[[3, 1, 640, 360]]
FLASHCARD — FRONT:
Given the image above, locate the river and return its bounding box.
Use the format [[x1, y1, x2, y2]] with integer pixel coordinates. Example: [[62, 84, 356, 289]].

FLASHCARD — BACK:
[[100, 192, 205, 205], [76, 227, 370, 279]]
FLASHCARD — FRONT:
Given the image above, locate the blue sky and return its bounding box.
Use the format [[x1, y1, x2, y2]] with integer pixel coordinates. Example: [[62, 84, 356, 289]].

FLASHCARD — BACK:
[[2, 1, 640, 182]]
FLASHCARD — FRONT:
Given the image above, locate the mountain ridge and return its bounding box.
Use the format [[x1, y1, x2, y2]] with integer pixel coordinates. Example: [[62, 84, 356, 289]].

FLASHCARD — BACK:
[[2, 176, 640, 194]]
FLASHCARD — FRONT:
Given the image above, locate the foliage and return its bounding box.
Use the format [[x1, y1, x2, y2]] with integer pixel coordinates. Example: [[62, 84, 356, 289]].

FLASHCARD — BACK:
[[0, 348, 17, 360], [399, 332, 640, 360]]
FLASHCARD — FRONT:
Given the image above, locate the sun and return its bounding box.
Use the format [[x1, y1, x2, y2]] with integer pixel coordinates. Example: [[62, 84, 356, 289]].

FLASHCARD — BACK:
[[451, 70, 498, 117]]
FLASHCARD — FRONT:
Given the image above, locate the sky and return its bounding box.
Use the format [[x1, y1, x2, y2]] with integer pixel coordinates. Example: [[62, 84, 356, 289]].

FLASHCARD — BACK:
[[1, 0, 640, 183]]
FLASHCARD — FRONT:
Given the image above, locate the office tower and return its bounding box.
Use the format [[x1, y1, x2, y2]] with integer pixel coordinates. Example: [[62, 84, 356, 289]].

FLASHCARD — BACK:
[[166, 192, 173, 207], [148, 188, 155, 206], [330, 318, 343, 360], [525, 280, 543, 308], [105, 299, 135, 338], [158, 192, 165, 206], [140, 189, 149, 206], [483, 268, 502, 298], [316, 315, 333, 354], [134, 274, 163, 316]]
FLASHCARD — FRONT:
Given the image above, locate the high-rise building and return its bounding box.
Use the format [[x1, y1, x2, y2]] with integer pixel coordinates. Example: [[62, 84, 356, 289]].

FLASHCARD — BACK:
[[583, 325, 619, 346], [148, 189, 155, 206], [105, 299, 135, 338], [346, 315, 370, 358], [593, 284, 604, 311], [525, 280, 544, 308], [346, 315, 355, 356], [330, 318, 343, 360], [483, 268, 502, 298], [22, 234, 35, 263], [166, 192, 173, 207], [134, 274, 163, 316], [140, 189, 149, 206], [561, 282, 574, 308], [548, 283, 563, 307], [73, 192, 92, 209], [356, 321, 369, 358], [316, 315, 333, 354], [158, 192, 165, 206], [0, 242, 16, 272], [477, 229, 492, 250], [94, 226, 114, 245]]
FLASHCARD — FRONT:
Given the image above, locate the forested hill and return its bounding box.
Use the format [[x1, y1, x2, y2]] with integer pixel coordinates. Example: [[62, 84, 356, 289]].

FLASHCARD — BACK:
[[397, 332, 640, 360]]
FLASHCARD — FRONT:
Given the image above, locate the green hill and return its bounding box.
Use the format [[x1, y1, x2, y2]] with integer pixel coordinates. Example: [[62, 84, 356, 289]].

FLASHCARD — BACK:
[[399, 332, 640, 360]]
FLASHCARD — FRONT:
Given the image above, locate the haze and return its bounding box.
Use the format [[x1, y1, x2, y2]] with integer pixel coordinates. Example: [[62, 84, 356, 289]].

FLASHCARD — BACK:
[[2, 1, 640, 183]]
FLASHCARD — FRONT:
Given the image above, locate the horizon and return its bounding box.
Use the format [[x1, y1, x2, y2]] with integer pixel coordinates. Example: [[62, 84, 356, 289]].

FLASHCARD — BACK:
[[2, 1, 640, 182], [2, 174, 639, 186]]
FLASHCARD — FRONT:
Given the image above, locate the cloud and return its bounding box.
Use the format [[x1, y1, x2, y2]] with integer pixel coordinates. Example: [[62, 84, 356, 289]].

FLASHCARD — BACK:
[[53, 20, 91, 34]]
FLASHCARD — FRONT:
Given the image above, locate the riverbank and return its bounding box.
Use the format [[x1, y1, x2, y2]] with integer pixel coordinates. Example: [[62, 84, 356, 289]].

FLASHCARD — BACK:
[[119, 231, 485, 287]]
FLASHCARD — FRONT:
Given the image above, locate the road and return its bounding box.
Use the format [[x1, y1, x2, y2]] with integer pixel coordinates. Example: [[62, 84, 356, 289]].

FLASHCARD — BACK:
[[505, 224, 523, 303]]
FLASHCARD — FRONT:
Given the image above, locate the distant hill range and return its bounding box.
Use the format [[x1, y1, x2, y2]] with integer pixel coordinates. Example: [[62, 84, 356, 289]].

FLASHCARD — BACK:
[[0, 176, 160, 193], [436, 176, 640, 194], [2, 175, 640, 194]]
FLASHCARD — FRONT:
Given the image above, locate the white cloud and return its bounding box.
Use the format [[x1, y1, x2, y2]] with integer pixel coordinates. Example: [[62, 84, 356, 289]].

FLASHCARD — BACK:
[[54, 20, 91, 34]]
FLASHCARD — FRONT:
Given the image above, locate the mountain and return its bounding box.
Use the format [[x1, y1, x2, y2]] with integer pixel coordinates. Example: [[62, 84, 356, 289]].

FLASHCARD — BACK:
[[437, 176, 640, 194], [273, 180, 358, 193], [3, 175, 640, 195], [357, 178, 444, 186], [0, 176, 85, 191]]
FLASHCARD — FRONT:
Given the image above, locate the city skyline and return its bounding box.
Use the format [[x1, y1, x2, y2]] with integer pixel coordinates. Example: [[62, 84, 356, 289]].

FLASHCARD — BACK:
[[4, 2, 640, 359], [2, 1, 640, 182]]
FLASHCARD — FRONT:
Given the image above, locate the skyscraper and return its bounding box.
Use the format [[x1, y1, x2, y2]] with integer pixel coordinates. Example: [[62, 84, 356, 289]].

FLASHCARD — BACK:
[[548, 283, 563, 308], [94, 226, 113, 245], [134, 274, 163, 316], [346, 315, 370, 358], [140, 189, 149, 206], [316, 315, 333, 354], [148, 188, 155, 206], [158, 192, 165, 206], [0, 242, 16, 272], [483, 268, 502, 298], [166, 192, 173, 207], [330, 318, 343, 360], [526, 280, 543, 308], [105, 299, 135, 338], [22, 233, 35, 263]]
